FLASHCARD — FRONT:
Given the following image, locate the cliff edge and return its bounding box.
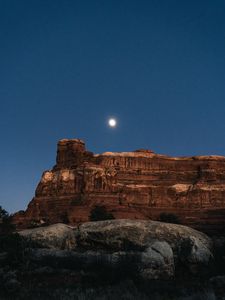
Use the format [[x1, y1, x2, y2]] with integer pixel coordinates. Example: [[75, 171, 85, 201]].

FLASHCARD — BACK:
[[13, 139, 225, 234]]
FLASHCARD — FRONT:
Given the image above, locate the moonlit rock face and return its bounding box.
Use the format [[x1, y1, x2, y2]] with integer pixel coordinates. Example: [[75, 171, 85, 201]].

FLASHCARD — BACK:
[[42, 171, 53, 182], [108, 118, 117, 127]]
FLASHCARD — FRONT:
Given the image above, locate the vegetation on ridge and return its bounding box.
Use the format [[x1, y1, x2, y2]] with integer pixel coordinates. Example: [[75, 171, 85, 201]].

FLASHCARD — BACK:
[[89, 205, 115, 221]]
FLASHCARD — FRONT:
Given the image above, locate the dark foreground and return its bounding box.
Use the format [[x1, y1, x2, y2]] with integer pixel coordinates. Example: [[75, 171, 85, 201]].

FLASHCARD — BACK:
[[1, 220, 225, 300]]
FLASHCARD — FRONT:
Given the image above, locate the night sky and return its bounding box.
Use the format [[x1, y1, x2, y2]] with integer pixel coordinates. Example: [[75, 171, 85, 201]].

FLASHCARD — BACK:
[[1, 0, 225, 213]]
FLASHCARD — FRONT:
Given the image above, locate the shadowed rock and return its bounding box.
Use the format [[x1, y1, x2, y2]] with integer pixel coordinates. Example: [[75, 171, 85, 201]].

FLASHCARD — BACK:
[[19, 219, 213, 280]]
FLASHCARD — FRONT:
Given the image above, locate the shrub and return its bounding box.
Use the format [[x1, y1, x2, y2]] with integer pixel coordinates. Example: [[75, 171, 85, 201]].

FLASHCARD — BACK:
[[0, 206, 15, 234], [27, 219, 40, 229], [0, 231, 40, 270], [158, 212, 181, 224], [60, 212, 70, 224], [0, 233, 26, 268], [89, 205, 114, 221]]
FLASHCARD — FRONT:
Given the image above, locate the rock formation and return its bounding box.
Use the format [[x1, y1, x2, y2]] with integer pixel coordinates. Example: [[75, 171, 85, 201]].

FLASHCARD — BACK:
[[2, 220, 222, 299], [13, 139, 225, 234], [19, 220, 213, 280]]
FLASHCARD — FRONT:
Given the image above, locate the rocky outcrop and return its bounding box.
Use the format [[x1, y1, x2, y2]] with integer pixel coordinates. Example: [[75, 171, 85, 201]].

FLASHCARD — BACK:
[[19, 223, 76, 250], [13, 138, 225, 233], [19, 220, 213, 280], [2, 220, 223, 299]]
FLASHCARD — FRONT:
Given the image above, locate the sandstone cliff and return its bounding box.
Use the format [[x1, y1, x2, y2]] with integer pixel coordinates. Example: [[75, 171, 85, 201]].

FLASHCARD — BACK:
[[13, 139, 225, 233]]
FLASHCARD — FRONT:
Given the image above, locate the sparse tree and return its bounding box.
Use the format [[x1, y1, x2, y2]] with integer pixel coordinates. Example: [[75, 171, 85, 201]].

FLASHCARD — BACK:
[[158, 212, 180, 224], [89, 205, 114, 221], [0, 206, 15, 234]]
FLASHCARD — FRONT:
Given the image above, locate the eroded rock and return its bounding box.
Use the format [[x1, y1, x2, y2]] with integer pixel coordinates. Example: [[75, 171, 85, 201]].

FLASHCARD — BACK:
[[19, 220, 213, 279], [12, 139, 225, 234], [20, 223, 76, 249]]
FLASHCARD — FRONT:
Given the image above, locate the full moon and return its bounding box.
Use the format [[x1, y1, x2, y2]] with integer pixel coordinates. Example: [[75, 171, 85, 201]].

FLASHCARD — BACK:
[[108, 118, 117, 127]]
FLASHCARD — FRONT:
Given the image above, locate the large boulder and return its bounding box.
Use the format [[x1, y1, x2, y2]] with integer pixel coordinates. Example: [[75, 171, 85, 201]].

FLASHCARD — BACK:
[[19, 220, 213, 280], [20, 223, 76, 249]]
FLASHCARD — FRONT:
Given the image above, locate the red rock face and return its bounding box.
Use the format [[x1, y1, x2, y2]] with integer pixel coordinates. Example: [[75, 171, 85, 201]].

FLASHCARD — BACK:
[[13, 139, 225, 234]]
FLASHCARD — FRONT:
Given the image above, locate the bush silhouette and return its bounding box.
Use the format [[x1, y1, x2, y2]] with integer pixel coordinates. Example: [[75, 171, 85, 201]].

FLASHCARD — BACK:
[[0, 206, 15, 234], [89, 205, 114, 221], [158, 212, 180, 224]]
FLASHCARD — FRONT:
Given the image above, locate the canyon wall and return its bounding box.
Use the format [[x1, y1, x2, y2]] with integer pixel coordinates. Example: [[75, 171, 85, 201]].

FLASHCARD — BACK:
[[13, 139, 225, 234]]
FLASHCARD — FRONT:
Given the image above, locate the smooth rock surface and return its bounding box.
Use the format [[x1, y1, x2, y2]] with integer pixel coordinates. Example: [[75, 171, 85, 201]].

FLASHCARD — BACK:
[[20, 223, 76, 249], [19, 220, 213, 279]]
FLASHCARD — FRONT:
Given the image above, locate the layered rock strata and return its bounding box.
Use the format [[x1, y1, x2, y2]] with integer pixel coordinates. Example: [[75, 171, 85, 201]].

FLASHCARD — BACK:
[[13, 139, 225, 233]]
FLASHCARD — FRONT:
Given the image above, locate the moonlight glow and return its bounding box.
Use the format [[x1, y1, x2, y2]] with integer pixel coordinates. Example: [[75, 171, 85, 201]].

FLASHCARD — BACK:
[[108, 118, 117, 127]]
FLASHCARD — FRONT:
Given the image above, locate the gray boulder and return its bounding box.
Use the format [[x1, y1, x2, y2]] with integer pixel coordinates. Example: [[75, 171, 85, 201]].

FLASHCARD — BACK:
[[19, 219, 213, 279], [19, 223, 76, 249], [140, 241, 174, 279]]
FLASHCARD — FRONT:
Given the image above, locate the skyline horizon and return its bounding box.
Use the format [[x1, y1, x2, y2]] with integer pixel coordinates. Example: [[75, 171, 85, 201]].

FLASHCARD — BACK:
[[1, 0, 225, 213], [9, 135, 225, 215]]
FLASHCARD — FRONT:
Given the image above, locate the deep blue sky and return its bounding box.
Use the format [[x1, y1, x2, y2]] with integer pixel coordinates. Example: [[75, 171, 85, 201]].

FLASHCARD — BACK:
[[1, 0, 225, 213]]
